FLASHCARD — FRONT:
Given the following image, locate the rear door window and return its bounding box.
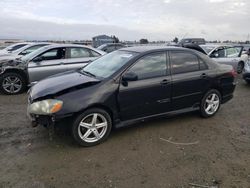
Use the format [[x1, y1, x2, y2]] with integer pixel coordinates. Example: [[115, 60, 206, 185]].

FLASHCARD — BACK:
[[68, 47, 92, 58], [170, 52, 200, 74]]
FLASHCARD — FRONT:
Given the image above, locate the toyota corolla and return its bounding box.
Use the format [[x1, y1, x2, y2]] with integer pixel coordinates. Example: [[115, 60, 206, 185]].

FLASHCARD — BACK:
[[27, 46, 236, 146]]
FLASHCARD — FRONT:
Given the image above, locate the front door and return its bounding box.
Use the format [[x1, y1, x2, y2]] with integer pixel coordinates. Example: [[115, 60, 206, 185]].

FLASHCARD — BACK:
[[118, 52, 172, 120], [28, 47, 67, 82]]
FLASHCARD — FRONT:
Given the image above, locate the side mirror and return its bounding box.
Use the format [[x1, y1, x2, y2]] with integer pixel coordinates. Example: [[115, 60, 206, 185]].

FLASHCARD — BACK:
[[20, 51, 28, 55], [33, 56, 43, 62], [122, 72, 138, 82], [210, 53, 218, 58]]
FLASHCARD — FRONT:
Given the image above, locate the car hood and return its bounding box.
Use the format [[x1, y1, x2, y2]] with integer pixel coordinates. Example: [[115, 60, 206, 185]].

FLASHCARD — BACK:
[[30, 70, 101, 100], [0, 58, 24, 67]]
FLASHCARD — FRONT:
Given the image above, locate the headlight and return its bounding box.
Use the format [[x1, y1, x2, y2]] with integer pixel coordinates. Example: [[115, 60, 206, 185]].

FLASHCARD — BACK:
[[28, 99, 63, 115]]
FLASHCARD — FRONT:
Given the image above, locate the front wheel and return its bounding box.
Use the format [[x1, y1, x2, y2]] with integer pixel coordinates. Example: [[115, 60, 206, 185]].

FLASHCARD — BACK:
[[200, 89, 221, 118], [237, 62, 244, 74], [0, 72, 26, 95], [72, 108, 112, 147]]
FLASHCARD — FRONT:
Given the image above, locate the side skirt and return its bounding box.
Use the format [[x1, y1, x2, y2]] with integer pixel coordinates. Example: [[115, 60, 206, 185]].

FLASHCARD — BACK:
[[115, 107, 200, 129]]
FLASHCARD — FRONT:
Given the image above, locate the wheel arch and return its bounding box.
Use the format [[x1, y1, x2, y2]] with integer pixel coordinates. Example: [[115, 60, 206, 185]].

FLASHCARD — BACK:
[[2, 68, 28, 84], [74, 104, 114, 124]]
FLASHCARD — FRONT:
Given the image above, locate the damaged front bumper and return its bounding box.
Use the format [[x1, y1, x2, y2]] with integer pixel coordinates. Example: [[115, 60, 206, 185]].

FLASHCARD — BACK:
[[27, 111, 55, 128]]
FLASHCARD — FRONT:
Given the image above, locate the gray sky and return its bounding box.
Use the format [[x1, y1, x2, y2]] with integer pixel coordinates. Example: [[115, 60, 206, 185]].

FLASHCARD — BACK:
[[0, 0, 249, 41]]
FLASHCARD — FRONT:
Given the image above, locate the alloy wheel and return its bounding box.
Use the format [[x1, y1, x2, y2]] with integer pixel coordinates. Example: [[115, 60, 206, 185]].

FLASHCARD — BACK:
[[204, 93, 220, 115], [2, 76, 22, 94], [78, 113, 108, 143]]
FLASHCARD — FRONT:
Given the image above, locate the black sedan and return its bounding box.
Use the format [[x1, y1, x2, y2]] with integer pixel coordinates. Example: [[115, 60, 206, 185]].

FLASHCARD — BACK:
[[27, 46, 236, 146]]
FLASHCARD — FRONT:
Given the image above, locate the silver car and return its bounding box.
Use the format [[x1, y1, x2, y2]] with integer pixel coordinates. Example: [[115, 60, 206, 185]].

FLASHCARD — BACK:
[[200, 44, 248, 73], [0, 44, 106, 94]]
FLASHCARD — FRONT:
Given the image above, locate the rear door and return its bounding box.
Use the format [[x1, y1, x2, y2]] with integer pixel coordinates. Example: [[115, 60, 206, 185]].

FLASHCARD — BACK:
[[118, 52, 172, 120], [64, 47, 101, 70], [170, 50, 211, 110], [28, 47, 67, 82]]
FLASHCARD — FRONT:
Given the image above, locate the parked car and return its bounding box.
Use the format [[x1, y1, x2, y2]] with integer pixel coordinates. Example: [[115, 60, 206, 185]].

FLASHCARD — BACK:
[[97, 43, 126, 53], [27, 46, 236, 146], [0, 44, 106, 94], [242, 58, 250, 84], [0, 42, 30, 55], [178, 38, 206, 46], [186, 44, 247, 73], [0, 43, 51, 60]]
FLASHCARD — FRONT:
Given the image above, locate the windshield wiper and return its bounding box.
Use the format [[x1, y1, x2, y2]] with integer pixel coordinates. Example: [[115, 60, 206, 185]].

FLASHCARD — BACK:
[[82, 70, 96, 78]]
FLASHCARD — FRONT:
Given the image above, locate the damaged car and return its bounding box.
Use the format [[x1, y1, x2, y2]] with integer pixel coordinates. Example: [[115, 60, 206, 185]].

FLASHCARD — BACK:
[[0, 44, 106, 94], [27, 46, 236, 147]]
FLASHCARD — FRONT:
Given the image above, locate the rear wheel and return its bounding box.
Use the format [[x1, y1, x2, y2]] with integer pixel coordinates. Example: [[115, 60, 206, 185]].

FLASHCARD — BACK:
[[237, 62, 244, 74], [200, 89, 221, 118], [72, 108, 112, 147], [0, 72, 26, 95]]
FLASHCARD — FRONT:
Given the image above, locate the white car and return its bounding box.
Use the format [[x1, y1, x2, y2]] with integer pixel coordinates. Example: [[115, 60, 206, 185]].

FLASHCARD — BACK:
[[243, 58, 250, 84], [0, 42, 30, 55], [0, 43, 51, 61], [200, 44, 248, 73]]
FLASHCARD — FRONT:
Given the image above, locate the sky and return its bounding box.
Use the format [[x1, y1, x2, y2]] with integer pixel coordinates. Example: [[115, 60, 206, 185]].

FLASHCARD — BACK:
[[0, 0, 249, 41]]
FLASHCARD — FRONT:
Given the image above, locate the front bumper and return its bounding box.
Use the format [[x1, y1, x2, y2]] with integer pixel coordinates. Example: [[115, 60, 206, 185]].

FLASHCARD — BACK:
[[27, 111, 55, 127]]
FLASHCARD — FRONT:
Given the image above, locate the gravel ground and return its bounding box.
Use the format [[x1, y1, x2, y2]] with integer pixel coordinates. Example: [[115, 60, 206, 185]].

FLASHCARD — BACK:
[[0, 77, 249, 188]]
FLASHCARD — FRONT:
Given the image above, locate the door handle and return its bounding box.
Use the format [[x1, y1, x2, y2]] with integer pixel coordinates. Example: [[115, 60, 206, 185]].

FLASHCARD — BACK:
[[160, 79, 170, 85], [59, 62, 65, 65], [200, 73, 207, 78]]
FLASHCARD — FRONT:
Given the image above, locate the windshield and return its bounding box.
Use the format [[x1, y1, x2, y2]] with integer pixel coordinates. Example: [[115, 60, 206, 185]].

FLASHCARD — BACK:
[[200, 45, 216, 54], [81, 50, 137, 79], [20, 46, 48, 61]]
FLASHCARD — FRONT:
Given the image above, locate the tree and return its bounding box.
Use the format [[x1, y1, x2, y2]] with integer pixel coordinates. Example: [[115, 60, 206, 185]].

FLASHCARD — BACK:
[[140, 38, 149, 44], [111, 35, 119, 43], [173, 37, 178, 43]]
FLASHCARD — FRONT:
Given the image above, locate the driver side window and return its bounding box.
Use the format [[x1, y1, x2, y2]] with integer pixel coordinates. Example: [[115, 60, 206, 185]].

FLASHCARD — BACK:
[[128, 53, 167, 80], [36, 48, 66, 61], [211, 48, 225, 58]]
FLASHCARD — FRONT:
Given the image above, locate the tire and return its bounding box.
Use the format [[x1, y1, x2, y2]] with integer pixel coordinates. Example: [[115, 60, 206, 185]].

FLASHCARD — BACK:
[[72, 108, 112, 147], [237, 62, 244, 74], [0, 72, 26, 95], [200, 89, 221, 118]]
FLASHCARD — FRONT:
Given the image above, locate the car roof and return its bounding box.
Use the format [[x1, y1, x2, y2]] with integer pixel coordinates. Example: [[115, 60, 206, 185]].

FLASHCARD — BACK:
[[119, 46, 190, 53]]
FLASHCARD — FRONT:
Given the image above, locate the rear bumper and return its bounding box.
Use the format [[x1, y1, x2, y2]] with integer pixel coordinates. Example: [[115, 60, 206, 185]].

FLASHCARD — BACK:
[[243, 72, 250, 81]]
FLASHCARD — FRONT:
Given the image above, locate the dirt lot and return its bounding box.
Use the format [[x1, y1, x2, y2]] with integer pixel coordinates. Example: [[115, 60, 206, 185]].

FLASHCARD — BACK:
[[0, 77, 250, 188]]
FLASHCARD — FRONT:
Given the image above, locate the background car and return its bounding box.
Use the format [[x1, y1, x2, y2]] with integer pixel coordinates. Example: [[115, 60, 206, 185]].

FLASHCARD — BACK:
[[242, 58, 250, 84], [0, 44, 106, 94], [178, 38, 206, 46], [97, 43, 126, 53], [0, 43, 51, 61], [27, 46, 236, 146], [0, 42, 30, 55], [188, 44, 247, 73]]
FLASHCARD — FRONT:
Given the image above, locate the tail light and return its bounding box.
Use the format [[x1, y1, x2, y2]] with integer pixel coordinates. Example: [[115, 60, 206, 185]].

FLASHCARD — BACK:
[[230, 69, 237, 78]]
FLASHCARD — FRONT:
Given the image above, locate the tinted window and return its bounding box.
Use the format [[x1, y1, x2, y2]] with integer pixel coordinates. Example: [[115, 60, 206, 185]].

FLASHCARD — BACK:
[[171, 52, 199, 74], [9, 44, 27, 52], [128, 53, 167, 80], [106, 45, 116, 53], [36, 48, 65, 61], [199, 58, 208, 70], [69, 47, 91, 58], [211, 48, 225, 58]]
